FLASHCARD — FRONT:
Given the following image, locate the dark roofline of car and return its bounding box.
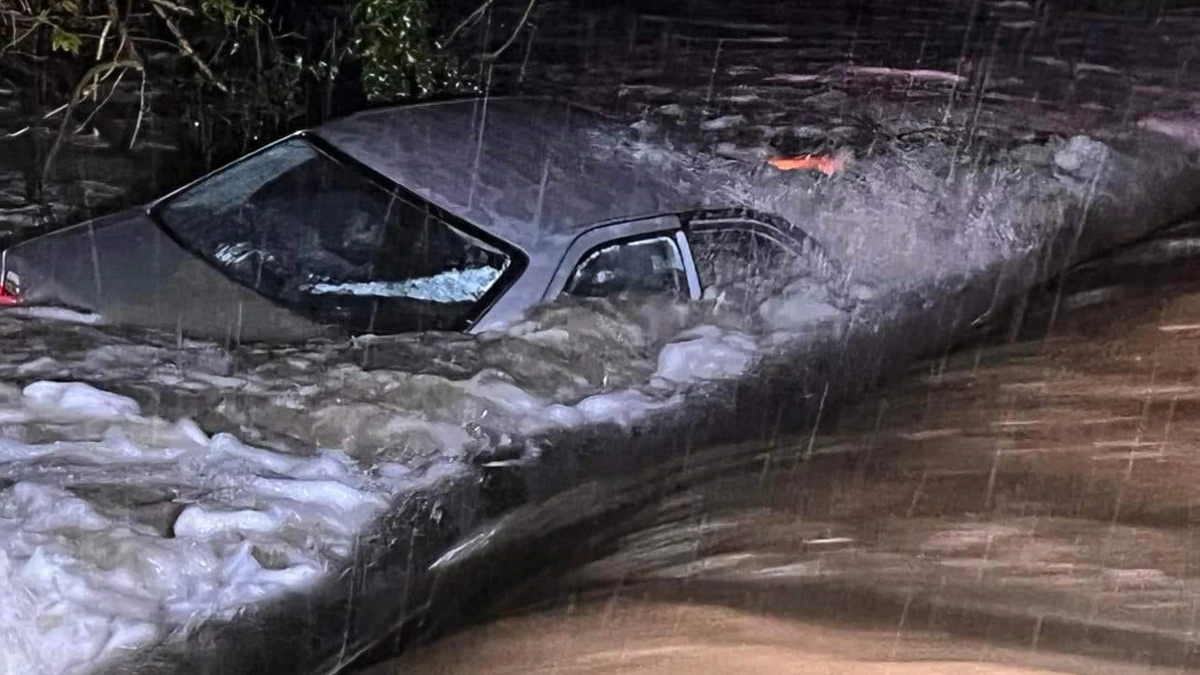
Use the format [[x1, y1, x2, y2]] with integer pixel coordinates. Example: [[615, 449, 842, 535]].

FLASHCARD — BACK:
[[326, 94, 622, 127], [312, 96, 714, 255]]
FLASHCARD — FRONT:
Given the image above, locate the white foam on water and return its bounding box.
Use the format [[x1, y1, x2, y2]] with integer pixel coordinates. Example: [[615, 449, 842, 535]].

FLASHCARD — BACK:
[[654, 325, 759, 385], [3, 306, 103, 325], [22, 381, 141, 420], [0, 326, 742, 675], [0, 381, 459, 675]]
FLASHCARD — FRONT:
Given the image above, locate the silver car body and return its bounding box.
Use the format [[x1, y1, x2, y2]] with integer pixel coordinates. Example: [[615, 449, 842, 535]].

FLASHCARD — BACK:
[[1, 97, 823, 341]]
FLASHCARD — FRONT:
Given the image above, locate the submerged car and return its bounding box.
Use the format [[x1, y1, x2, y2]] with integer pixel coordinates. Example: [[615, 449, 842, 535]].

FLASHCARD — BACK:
[[0, 97, 830, 342]]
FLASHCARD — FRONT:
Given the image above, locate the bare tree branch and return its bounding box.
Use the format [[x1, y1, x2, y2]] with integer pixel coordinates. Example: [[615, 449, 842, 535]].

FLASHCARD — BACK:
[[145, 0, 195, 16], [129, 66, 148, 150], [0, 13, 47, 60], [481, 0, 537, 62], [445, 0, 493, 45], [96, 20, 113, 58], [150, 1, 229, 93], [41, 57, 143, 190], [74, 66, 127, 133]]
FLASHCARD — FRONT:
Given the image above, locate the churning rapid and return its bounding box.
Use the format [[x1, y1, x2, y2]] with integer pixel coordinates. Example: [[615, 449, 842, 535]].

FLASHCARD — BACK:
[[376, 216, 1200, 675]]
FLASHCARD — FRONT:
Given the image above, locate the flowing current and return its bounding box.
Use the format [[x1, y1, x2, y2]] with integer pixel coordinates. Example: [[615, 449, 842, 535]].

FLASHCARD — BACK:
[[371, 217, 1200, 675]]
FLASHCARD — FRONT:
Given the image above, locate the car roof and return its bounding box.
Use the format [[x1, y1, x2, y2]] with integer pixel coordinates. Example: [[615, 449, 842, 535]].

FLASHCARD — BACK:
[[311, 97, 712, 258]]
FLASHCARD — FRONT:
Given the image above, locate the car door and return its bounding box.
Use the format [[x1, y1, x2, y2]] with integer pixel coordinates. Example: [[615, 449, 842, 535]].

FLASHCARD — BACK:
[[545, 216, 702, 302], [682, 213, 820, 313]]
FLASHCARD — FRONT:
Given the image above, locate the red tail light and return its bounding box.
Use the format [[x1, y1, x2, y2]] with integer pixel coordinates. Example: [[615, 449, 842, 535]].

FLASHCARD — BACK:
[[0, 278, 20, 306]]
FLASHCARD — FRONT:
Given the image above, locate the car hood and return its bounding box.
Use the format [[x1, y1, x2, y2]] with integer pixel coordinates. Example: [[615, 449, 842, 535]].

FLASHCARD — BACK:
[[2, 210, 332, 343]]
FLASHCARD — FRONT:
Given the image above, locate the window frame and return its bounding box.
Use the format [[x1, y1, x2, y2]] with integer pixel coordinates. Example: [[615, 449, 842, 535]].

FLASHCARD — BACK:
[[563, 234, 689, 300], [145, 131, 529, 333], [680, 211, 821, 295], [546, 215, 701, 302]]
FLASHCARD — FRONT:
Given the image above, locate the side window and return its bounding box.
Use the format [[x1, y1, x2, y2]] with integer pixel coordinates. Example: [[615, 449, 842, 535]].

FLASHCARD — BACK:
[[688, 225, 805, 300], [565, 236, 688, 300]]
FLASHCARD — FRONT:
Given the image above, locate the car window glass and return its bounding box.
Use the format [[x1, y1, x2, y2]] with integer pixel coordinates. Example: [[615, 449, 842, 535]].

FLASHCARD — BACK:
[[688, 226, 805, 300], [157, 138, 512, 332], [565, 236, 687, 300]]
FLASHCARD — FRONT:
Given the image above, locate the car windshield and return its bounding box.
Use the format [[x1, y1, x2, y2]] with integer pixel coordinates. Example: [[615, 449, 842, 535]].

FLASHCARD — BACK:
[[154, 137, 514, 332]]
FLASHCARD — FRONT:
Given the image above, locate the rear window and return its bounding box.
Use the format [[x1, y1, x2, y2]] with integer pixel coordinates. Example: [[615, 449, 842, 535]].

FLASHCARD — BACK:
[[154, 137, 516, 333]]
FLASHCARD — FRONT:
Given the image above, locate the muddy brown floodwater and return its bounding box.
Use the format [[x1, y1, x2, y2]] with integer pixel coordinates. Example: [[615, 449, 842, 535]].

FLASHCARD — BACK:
[[367, 599, 1175, 675], [360, 218, 1200, 674]]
